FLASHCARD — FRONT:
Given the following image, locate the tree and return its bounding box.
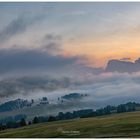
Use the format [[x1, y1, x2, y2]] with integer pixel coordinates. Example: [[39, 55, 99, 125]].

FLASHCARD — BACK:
[[117, 104, 126, 113], [33, 116, 39, 124], [96, 108, 104, 116], [126, 102, 136, 112], [20, 118, 26, 126], [65, 112, 73, 119], [42, 97, 47, 101], [31, 99, 34, 104], [0, 123, 2, 131], [1, 124, 7, 130], [58, 112, 64, 120], [104, 105, 111, 114], [28, 121, 32, 125], [48, 116, 56, 122]]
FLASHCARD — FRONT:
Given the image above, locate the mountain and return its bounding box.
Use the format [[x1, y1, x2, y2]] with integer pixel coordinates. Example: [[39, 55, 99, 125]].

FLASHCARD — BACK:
[[105, 58, 140, 73]]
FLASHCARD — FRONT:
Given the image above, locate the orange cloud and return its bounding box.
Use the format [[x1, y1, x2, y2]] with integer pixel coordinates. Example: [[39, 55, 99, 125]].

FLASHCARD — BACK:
[[62, 31, 140, 68]]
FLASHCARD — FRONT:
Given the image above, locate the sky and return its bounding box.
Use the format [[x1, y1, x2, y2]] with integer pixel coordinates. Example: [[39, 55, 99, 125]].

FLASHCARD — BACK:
[[1, 2, 140, 106], [1, 2, 140, 68]]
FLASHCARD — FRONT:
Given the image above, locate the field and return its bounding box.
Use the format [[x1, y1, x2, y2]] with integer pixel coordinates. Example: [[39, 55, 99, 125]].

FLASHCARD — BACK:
[[1, 111, 140, 138]]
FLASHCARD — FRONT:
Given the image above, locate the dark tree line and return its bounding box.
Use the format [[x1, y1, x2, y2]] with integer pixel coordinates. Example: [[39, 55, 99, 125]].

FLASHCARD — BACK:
[[29, 102, 139, 124], [0, 114, 27, 124], [0, 118, 26, 131], [0, 101, 139, 131]]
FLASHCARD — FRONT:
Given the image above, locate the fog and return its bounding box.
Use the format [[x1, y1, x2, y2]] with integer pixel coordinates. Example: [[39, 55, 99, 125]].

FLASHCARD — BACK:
[[1, 71, 140, 110]]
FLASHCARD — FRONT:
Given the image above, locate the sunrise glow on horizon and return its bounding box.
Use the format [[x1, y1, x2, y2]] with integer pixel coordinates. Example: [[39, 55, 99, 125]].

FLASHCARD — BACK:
[[1, 2, 140, 68]]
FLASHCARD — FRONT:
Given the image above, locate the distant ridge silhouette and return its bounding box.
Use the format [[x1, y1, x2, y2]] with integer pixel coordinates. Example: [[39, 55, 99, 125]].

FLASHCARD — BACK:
[[106, 58, 140, 73]]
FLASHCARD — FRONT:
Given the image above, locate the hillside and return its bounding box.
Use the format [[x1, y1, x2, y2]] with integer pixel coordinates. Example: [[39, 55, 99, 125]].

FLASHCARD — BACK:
[[1, 111, 140, 137], [0, 92, 88, 122]]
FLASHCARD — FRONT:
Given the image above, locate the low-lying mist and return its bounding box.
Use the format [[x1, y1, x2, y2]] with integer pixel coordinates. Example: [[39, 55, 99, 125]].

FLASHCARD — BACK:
[[1, 71, 140, 110]]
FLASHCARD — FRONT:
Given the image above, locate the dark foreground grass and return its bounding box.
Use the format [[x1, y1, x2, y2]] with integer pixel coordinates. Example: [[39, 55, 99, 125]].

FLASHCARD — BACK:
[[1, 111, 140, 138]]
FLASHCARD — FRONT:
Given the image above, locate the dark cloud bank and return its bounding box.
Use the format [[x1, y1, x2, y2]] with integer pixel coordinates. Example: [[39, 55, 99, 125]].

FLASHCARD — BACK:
[[106, 58, 140, 73], [0, 48, 80, 74]]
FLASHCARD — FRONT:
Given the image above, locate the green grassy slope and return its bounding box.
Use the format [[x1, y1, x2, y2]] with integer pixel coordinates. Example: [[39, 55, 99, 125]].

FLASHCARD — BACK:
[[1, 111, 140, 138]]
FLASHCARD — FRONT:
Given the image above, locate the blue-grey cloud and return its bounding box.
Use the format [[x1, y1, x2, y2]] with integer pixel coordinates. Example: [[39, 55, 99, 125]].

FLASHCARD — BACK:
[[0, 76, 73, 98], [41, 34, 62, 53], [106, 58, 140, 73], [0, 14, 45, 43], [0, 48, 80, 74]]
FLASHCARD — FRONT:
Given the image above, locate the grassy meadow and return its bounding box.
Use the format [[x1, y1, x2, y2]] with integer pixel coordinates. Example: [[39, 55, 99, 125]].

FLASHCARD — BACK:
[[1, 111, 140, 137]]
